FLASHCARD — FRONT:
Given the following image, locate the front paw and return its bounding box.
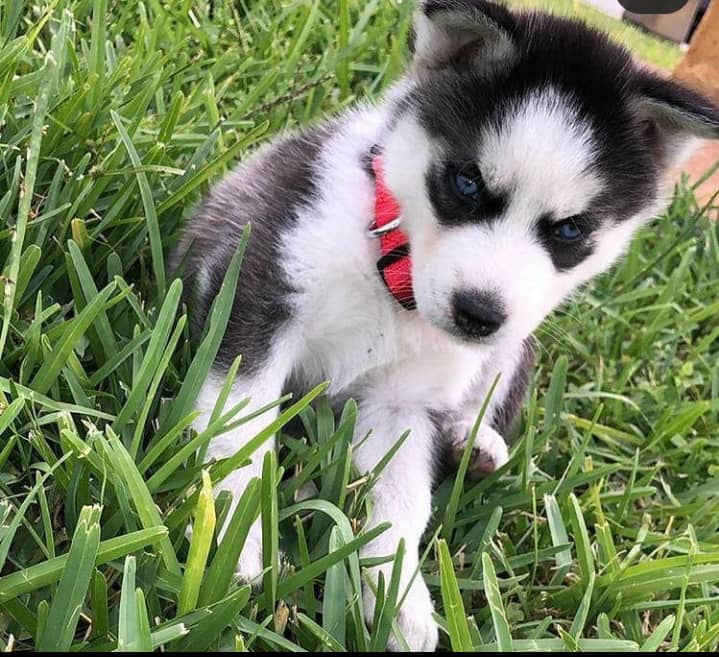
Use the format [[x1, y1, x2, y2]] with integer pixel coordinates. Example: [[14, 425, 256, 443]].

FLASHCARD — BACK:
[[450, 423, 509, 477], [364, 572, 438, 652], [390, 578, 439, 652]]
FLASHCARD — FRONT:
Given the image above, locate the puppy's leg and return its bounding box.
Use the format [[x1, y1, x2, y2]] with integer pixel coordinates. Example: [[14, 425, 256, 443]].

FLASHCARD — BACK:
[[447, 339, 534, 477], [353, 401, 438, 652], [195, 364, 286, 583]]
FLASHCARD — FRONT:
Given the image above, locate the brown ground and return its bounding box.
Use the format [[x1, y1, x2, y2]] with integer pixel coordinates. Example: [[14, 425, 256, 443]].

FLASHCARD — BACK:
[[680, 141, 719, 207], [672, 0, 719, 209]]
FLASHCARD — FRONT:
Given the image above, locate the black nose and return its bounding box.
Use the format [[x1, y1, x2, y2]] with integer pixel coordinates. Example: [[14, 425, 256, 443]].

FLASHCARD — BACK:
[[452, 291, 506, 339]]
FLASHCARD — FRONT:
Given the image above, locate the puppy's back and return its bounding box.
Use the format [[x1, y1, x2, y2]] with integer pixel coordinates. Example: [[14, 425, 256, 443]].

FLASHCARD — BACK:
[[170, 123, 333, 371]]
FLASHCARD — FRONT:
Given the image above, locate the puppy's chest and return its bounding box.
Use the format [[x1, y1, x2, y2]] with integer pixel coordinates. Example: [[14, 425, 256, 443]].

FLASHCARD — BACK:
[[293, 295, 485, 408]]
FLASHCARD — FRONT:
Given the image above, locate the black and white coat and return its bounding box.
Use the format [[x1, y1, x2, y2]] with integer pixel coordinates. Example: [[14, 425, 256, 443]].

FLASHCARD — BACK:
[[173, 1, 719, 650]]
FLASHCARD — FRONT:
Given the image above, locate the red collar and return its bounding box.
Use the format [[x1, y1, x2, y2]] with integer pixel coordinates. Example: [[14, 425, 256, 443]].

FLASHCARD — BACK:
[[368, 155, 416, 310]]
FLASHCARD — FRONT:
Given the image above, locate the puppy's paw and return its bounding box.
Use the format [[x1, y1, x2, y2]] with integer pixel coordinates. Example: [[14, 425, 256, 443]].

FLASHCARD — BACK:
[[388, 579, 438, 652], [364, 572, 438, 652], [451, 423, 508, 478]]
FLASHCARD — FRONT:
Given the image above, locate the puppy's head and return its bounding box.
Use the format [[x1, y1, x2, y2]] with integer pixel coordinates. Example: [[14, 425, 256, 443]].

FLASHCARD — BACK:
[[383, 0, 719, 346]]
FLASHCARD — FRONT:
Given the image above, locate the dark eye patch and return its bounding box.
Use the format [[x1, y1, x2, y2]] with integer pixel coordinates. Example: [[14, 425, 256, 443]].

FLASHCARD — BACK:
[[426, 161, 507, 226], [537, 213, 596, 271]]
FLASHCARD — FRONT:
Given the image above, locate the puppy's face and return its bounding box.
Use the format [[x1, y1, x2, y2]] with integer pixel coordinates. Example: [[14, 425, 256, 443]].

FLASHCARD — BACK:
[[384, 1, 719, 346]]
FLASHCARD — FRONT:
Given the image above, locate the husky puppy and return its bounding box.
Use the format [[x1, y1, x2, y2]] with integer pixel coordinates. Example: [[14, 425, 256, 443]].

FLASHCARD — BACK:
[[173, 0, 719, 650]]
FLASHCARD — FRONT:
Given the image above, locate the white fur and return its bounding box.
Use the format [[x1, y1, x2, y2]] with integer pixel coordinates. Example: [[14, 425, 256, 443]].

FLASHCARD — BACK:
[[195, 357, 288, 582]]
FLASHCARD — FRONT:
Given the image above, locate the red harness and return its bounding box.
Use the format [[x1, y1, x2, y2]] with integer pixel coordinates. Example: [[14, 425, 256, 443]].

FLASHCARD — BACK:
[[369, 155, 416, 310]]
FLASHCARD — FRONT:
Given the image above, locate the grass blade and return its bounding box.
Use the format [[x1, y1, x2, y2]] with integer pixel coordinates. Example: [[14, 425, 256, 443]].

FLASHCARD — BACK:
[[105, 429, 181, 576], [0, 28, 58, 358], [179, 471, 217, 615], [261, 450, 281, 616], [174, 587, 251, 652], [640, 614, 675, 652], [482, 552, 512, 652], [37, 505, 102, 651], [110, 110, 166, 300], [322, 526, 347, 648], [568, 492, 595, 584], [29, 283, 115, 394], [438, 538, 472, 651], [0, 527, 168, 603], [198, 478, 261, 607], [117, 555, 152, 652]]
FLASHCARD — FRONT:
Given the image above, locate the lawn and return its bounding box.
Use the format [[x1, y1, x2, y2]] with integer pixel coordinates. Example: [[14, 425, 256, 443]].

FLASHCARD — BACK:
[[1, 0, 718, 652]]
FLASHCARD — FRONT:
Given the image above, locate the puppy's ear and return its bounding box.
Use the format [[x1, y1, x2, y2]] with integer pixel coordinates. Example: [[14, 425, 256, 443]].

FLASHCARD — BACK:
[[411, 0, 516, 74], [636, 72, 719, 163]]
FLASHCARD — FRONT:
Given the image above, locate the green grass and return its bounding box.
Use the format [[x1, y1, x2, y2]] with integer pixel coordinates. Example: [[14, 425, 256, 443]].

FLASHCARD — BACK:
[[509, 0, 683, 69], [1, 0, 718, 652]]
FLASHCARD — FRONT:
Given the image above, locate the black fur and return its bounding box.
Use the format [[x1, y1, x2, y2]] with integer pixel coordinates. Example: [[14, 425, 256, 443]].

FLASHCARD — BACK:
[[426, 160, 508, 226], [536, 213, 596, 271], [407, 6, 719, 240], [171, 124, 333, 375]]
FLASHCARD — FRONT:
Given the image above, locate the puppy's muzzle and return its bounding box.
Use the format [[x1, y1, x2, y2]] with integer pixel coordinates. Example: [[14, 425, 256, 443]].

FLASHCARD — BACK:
[[452, 290, 505, 339]]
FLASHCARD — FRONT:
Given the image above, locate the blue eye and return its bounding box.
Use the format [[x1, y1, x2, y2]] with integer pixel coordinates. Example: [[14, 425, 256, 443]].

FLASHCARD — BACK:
[[452, 167, 482, 200], [553, 220, 583, 241]]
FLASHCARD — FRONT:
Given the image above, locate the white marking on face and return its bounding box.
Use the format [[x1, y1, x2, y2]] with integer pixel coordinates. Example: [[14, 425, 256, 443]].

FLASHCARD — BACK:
[[480, 87, 602, 220]]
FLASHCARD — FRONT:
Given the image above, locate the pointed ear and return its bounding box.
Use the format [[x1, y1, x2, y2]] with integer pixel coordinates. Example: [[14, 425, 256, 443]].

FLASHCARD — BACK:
[[637, 73, 719, 147], [411, 0, 517, 74]]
